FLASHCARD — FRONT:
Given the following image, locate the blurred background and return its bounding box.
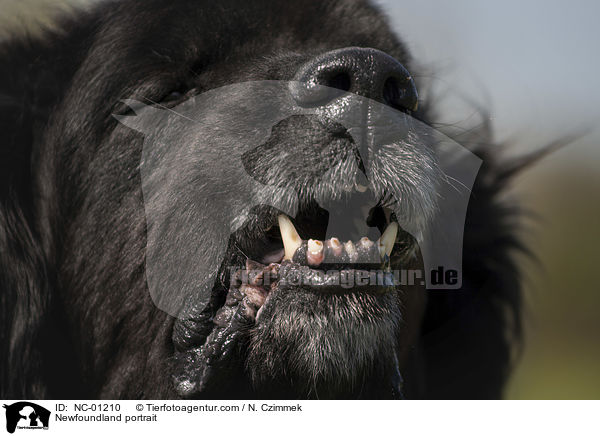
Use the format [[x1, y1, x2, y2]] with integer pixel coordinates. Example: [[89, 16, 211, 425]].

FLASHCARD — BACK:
[[1, 0, 598, 399], [380, 0, 600, 399]]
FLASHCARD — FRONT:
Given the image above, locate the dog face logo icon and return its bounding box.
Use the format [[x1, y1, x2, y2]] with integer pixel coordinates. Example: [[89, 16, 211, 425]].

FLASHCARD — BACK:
[[3, 402, 50, 433]]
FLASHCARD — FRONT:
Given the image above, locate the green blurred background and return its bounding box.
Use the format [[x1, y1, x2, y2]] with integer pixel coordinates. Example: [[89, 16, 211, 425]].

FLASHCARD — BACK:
[[2, 0, 598, 399], [506, 156, 600, 399]]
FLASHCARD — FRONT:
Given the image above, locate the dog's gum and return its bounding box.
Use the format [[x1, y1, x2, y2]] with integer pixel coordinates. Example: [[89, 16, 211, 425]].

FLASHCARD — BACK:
[[291, 241, 308, 264]]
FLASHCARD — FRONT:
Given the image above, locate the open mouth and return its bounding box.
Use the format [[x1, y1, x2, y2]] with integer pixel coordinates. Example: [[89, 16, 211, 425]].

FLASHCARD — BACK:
[[227, 197, 418, 319]]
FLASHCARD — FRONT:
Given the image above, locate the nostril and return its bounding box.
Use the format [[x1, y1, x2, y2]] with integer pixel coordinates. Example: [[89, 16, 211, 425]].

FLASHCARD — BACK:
[[291, 47, 418, 110], [383, 77, 409, 112], [327, 73, 351, 92]]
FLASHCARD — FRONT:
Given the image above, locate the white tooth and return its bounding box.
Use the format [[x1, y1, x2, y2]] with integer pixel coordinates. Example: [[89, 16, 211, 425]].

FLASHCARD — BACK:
[[327, 237, 342, 256], [307, 239, 324, 266], [307, 239, 323, 254], [344, 240, 358, 262], [359, 236, 374, 248], [278, 215, 302, 260], [378, 222, 398, 259]]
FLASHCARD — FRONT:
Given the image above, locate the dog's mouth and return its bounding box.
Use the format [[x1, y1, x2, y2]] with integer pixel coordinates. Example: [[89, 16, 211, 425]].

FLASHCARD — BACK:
[[172, 138, 427, 398], [227, 194, 419, 318], [173, 193, 419, 398]]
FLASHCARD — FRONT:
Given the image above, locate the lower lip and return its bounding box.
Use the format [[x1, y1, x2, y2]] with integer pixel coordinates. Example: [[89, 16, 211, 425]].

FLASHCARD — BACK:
[[279, 263, 396, 294]]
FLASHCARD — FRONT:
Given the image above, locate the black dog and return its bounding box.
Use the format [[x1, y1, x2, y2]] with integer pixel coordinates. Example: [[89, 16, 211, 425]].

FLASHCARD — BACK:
[[0, 0, 542, 399]]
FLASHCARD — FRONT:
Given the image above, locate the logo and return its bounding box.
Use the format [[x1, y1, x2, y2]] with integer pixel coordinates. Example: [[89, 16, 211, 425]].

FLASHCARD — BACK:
[[3, 402, 50, 434]]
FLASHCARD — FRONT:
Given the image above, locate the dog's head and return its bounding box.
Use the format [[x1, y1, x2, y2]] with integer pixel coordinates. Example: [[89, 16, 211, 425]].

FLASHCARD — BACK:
[[0, 0, 524, 399]]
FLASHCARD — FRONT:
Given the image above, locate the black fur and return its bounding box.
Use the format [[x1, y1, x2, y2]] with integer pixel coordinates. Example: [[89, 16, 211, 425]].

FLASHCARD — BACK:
[[1, 0, 528, 399]]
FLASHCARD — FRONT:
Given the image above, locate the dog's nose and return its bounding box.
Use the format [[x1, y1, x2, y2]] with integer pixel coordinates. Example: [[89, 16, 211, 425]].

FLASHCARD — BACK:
[[291, 47, 418, 112]]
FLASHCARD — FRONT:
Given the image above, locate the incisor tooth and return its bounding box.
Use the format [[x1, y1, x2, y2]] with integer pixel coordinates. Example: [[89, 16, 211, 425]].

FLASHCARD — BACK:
[[278, 215, 302, 260], [327, 237, 342, 257], [378, 222, 398, 259], [359, 237, 374, 249], [308, 239, 323, 254], [307, 239, 324, 266], [344, 240, 357, 262]]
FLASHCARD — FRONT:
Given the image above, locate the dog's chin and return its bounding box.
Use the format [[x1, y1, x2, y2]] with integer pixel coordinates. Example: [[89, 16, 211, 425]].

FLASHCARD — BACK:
[[228, 203, 421, 398], [246, 286, 404, 399]]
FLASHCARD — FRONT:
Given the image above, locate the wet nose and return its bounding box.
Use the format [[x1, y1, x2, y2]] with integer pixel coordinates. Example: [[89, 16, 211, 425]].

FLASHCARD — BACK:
[[291, 47, 418, 112]]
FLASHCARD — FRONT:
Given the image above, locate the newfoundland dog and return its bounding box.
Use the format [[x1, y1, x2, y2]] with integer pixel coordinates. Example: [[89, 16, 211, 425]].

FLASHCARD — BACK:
[[0, 0, 544, 399]]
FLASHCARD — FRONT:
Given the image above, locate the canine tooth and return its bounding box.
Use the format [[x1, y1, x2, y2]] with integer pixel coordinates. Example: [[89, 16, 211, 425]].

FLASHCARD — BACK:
[[278, 215, 302, 260], [307, 239, 324, 266], [344, 240, 358, 262], [378, 222, 398, 259]]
